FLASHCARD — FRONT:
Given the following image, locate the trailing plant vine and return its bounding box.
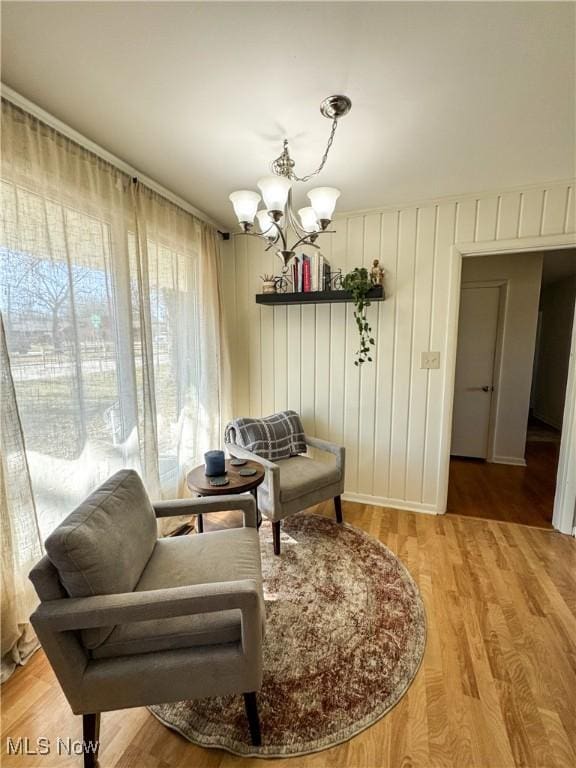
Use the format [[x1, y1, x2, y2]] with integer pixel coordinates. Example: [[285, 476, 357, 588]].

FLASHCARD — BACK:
[[343, 267, 375, 366]]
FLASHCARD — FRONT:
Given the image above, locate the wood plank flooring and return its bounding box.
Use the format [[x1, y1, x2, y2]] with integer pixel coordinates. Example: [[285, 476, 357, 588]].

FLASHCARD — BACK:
[[447, 442, 560, 527], [2, 502, 575, 768]]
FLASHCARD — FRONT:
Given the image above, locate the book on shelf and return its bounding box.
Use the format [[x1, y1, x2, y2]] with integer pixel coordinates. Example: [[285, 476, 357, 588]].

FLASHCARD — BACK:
[[302, 255, 311, 292], [310, 253, 318, 292], [315, 253, 324, 292], [290, 252, 332, 293], [292, 258, 299, 293]]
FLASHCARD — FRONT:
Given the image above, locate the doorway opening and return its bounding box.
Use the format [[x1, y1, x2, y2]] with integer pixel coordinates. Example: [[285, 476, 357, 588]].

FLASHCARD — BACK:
[[447, 248, 576, 527]]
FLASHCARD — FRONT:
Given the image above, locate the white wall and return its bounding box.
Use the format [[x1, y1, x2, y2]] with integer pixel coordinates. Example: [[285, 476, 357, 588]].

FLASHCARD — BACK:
[[533, 275, 576, 429], [221, 180, 576, 513], [460, 252, 544, 464]]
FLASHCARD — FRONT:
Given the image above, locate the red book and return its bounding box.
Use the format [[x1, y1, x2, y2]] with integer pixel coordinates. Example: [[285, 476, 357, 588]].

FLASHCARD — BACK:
[[303, 257, 311, 292]]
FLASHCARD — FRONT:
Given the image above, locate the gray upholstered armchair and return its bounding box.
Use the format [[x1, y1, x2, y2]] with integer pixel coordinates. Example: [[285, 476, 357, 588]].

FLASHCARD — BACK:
[[226, 431, 345, 555], [29, 470, 265, 767]]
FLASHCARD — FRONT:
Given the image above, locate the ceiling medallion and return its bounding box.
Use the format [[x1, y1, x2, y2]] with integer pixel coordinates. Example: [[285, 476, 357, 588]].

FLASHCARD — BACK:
[[228, 95, 352, 271]]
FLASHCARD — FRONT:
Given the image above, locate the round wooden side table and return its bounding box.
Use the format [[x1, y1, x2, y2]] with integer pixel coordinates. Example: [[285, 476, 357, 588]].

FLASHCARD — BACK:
[[186, 459, 265, 532]]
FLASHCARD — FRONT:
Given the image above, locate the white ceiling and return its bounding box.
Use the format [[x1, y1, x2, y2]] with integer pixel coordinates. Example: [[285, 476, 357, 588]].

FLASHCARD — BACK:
[[2, 2, 574, 228]]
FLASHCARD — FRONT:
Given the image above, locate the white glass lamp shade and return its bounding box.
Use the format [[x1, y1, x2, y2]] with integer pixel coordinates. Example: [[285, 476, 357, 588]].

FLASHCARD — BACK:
[[256, 209, 279, 238], [298, 206, 320, 233], [307, 187, 341, 222], [256, 176, 292, 212], [229, 190, 261, 224]]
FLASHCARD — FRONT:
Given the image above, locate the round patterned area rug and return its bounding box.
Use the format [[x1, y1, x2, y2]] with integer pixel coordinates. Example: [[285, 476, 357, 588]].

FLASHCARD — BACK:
[[149, 513, 426, 758]]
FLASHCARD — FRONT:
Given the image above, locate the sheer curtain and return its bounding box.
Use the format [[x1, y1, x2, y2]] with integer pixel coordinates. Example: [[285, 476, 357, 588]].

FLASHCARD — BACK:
[[0, 99, 231, 676], [1, 312, 43, 681], [132, 184, 231, 500]]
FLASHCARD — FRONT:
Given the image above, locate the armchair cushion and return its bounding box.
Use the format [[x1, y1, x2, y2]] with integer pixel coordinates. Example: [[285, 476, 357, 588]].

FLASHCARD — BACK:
[[44, 469, 157, 649], [262, 455, 341, 503], [90, 527, 264, 659]]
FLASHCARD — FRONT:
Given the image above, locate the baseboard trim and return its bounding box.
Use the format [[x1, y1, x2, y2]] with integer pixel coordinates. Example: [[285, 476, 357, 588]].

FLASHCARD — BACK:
[[532, 412, 562, 431], [342, 492, 439, 515], [488, 456, 527, 467]]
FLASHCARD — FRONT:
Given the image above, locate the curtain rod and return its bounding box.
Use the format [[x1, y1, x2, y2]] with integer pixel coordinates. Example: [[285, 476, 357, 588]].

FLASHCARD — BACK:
[[1, 83, 230, 237]]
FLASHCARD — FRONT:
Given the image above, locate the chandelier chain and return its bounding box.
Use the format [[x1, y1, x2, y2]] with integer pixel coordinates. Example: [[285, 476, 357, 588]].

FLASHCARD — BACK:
[[230, 95, 352, 269], [292, 117, 339, 182]]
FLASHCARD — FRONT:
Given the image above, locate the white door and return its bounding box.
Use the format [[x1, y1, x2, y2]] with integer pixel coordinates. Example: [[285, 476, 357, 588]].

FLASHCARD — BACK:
[[451, 284, 501, 458]]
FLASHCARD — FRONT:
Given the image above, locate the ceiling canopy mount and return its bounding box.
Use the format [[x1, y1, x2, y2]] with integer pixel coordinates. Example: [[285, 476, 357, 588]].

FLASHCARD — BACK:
[[319, 94, 352, 120]]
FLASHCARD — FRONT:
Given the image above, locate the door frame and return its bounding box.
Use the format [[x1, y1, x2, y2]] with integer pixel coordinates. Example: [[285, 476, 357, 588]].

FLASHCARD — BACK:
[[439, 233, 576, 534], [453, 279, 507, 462]]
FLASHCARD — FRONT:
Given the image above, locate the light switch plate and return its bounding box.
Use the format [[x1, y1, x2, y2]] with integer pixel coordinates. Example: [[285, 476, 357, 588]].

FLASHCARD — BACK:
[[421, 351, 440, 369]]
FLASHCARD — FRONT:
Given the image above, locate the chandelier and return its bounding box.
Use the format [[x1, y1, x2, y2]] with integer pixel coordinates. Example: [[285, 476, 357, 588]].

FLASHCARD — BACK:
[[228, 95, 352, 271]]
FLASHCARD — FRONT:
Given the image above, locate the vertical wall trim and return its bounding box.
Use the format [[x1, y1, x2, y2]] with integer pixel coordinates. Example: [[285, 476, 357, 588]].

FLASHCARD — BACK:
[[495, 195, 502, 238], [355, 217, 366, 489], [564, 186, 573, 234], [473, 199, 480, 241], [328, 303, 332, 431], [539, 189, 548, 235], [259, 304, 263, 413], [404, 208, 420, 499], [369, 216, 383, 496], [387, 211, 402, 495], [434, 208, 460, 511], [421, 204, 439, 502], [517, 193, 524, 239]]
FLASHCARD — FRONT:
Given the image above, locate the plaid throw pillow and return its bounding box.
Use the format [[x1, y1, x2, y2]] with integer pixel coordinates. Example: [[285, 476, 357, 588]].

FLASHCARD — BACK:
[[224, 410, 307, 461]]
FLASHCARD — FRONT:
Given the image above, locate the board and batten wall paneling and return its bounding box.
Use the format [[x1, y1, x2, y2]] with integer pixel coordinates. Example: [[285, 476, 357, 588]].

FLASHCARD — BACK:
[[221, 180, 576, 513]]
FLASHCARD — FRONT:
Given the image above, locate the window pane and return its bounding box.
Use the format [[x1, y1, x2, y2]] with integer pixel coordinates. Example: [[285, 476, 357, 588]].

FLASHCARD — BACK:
[[1, 182, 132, 537]]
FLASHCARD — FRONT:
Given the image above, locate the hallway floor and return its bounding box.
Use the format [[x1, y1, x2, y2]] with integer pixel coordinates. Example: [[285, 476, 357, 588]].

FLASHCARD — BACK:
[[447, 441, 560, 528]]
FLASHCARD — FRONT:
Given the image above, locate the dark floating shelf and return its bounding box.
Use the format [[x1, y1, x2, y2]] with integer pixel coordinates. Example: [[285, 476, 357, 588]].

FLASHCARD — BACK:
[[256, 286, 384, 306]]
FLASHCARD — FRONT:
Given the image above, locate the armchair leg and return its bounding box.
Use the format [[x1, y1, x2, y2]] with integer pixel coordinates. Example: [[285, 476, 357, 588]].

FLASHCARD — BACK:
[[243, 692, 262, 746], [251, 488, 262, 529], [272, 521, 281, 556], [82, 713, 100, 768], [334, 495, 343, 524]]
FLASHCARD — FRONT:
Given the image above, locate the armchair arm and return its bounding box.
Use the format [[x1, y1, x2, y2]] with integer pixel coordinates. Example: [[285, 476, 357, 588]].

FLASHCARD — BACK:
[[305, 435, 345, 475], [153, 494, 257, 528], [225, 443, 281, 511], [225, 443, 279, 472], [30, 579, 261, 632]]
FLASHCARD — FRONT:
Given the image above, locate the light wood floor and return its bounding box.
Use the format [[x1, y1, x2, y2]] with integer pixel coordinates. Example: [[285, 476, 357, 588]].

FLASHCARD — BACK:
[[2, 502, 575, 768], [447, 441, 560, 528]]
